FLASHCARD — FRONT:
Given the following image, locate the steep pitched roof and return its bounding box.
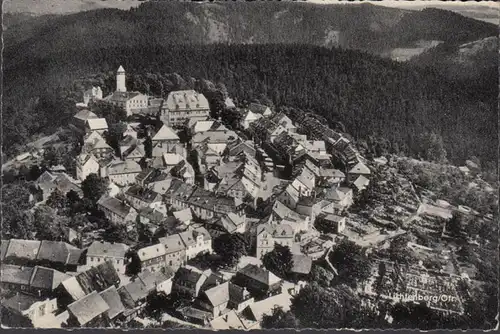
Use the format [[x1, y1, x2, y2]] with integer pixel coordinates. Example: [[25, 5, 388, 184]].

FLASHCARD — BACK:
[[138, 269, 173, 290], [1, 264, 35, 286], [62, 261, 120, 299], [291, 255, 313, 275], [4, 239, 41, 261], [164, 90, 210, 111], [36, 240, 82, 265], [30, 266, 70, 290], [152, 125, 179, 141], [99, 286, 125, 320], [97, 196, 134, 218], [74, 109, 98, 121], [67, 291, 110, 326], [173, 208, 193, 222], [349, 161, 371, 175], [237, 264, 281, 287], [159, 234, 187, 254], [353, 175, 370, 190], [107, 159, 142, 175]]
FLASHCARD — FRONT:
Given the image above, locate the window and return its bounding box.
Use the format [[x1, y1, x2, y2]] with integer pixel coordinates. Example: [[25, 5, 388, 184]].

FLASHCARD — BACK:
[[97, 258, 101, 262], [90, 257, 94, 262], [116, 259, 120, 265]]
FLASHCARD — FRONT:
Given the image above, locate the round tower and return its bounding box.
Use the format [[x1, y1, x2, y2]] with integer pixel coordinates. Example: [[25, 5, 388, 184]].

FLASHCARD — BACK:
[[116, 65, 126, 92]]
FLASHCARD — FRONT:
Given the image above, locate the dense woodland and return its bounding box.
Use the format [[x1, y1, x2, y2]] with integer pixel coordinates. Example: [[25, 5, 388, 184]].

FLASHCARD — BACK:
[[3, 44, 497, 169]]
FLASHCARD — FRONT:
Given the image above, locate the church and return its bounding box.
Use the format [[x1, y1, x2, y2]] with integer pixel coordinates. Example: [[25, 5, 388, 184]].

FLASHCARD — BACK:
[[103, 66, 149, 116]]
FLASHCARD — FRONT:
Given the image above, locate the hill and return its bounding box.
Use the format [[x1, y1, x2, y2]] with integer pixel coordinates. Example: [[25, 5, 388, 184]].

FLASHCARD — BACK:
[[3, 43, 497, 168], [4, 2, 497, 60]]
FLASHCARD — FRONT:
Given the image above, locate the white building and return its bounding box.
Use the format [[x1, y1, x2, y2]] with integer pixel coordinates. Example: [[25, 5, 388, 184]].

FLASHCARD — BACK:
[[75, 154, 100, 182], [160, 90, 210, 127], [86, 241, 129, 275], [103, 66, 149, 116], [178, 227, 212, 261], [256, 224, 295, 259], [106, 160, 142, 186]]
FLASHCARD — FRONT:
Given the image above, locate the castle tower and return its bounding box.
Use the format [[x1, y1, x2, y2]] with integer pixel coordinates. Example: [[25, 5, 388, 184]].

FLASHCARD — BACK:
[[116, 65, 126, 92]]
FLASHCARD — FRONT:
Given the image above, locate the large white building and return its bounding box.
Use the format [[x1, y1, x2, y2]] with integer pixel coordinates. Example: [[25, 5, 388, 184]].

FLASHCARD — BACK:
[[159, 90, 210, 127]]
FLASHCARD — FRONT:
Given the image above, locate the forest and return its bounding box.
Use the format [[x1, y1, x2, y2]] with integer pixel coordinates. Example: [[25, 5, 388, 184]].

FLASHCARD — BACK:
[[3, 44, 497, 170]]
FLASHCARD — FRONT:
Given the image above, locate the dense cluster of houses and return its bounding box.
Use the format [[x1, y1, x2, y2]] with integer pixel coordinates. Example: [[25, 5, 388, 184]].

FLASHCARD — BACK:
[[2, 66, 378, 329]]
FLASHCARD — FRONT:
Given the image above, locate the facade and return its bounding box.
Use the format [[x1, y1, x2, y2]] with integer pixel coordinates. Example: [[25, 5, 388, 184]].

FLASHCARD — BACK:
[[85, 118, 109, 135], [103, 66, 149, 116], [232, 264, 282, 299], [137, 243, 167, 273], [160, 90, 210, 127], [83, 87, 103, 105], [172, 267, 209, 298], [97, 196, 138, 226], [106, 160, 142, 186], [87, 241, 129, 275], [255, 224, 294, 259], [159, 234, 187, 270], [178, 227, 212, 261], [76, 154, 100, 182]]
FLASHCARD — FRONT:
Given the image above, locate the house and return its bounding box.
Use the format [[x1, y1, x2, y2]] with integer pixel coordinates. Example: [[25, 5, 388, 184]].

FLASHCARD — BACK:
[[296, 197, 334, 223], [97, 196, 137, 226], [124, 185, 162, 211], [173, 208, 194, 225], [137, 244, 167, 273], [209, 212, 247, 237], [270, 113, 297, 133], [0, 264, 70, 298], [178, 306, 212, 326], [159, 234, 187, 270], [290, 254, 313, 280], [1, 293, 58, 328], [66, 291, 110, 327], [76, 154, 100, 182], [324, 186, 354, 213], [277, 183, 300, 210], [98, 286, 126, 324], [256, 224, 295, 259], [321, 168, 346, 185], [137, 268, 175, 295], [73, 109, 98, 128], [270, 200, 310, 233], [105, 160, 142, 186], [210, 309, 247, 330], [316, 214, 347, 234], [347, 160, 371, 183], [225, 97, 236, 110], [102, 66, 149, 116], [240, 109, 263, 130], [85, 118, 109, 135], [123, 123, 138, 139], [81, 132, 114, 160], [152, 125, 180, 146], [172, 267, 210, 298], [189, 119, 227, 134], [225, 140, 256, 161], [196, 282, 254, 318], [248, 103, 272, 117], [123, 145, 145, 162], [138, 207, 166, 228], [57, 261, 120, 308], [2, 239, 83, 272], [33, 172, 82, 202], [178, 227, 212, 261], [232, 264, 282, 299], [291, 168, 316, 197], [242, 289, 292, 324], [117, 279, 149, 314], [160, 90, 211, 127], [87, 241, 129, 275], [83, 87, 103, 105], [353, 175, 370, 192], [118, 135, 138, 157]]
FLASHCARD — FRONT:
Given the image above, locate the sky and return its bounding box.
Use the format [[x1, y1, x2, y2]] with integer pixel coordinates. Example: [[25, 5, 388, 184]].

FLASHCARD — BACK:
[[307, 0, 499, 24]]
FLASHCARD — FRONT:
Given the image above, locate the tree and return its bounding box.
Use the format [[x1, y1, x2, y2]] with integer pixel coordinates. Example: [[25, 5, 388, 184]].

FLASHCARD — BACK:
[[125, 250, 142, 276], [419, 132, 447, 163], [262, 244, 293, 279], [46, 189, 67, 211], [309, 264, 334, 287], [33, 205, 69, 241], [81, 173, 108, 204], [103, 223, 130, 244], [42, 146, 63, 167], [213, 233, 247, 268], [291, 282, 378, 329], [329, 239, 371, 288], [262, 306, 299, 329], [1, 180, 35, 239], [144, 136, 153, 159], [388, 234, 417, 265], [445, 212, 464, 238]]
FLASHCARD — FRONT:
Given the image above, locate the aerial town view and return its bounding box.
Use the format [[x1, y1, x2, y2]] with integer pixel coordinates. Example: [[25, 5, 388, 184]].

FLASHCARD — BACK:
[[1, 0, 498, 331]]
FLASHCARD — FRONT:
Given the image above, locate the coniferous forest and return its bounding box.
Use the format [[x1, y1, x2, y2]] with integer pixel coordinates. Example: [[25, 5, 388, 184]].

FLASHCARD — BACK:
[[3, 43, 497, 169]]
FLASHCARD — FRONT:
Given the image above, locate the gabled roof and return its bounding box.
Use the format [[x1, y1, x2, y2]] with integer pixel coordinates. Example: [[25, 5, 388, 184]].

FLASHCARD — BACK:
[[173, 208, 193, 222], [248, 103, 271, 115], [257, 223, 294, 239], [2, 293, 45, 313], [125, 184, 161, 203], [67, 291, 110, 326], [4, 239, 41, 261], [349, 161, 371, 175], [37, 240, 83, 265], [99, 286, 125, 320], [97, 196, 134, 218], [107, 159, 142, 175], [174, 267, 208, 287], [74, 109, 98, 121], [1, 264, 35, 286], [118, 65, 125, 72], [87, 241, 129, 259], [86, 118, 108, 131], [152, 125, 179, 141], [210, 309, 246, 330], [137, 243, 166, 262], [30, 266, 71, 290], [159, 234, 187, 254], [119, 279, 149, 306], [353, 175, 370, 190], [138, 269, 173, 291], [61, 261, 120, 299], [163, 153, 184, 166], [324, 186, 352, 202], [237, 264, 281, 287]]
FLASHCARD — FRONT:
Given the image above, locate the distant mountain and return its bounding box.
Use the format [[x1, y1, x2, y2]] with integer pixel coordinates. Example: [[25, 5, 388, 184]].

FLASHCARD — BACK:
[[4, 2, 497, 61]]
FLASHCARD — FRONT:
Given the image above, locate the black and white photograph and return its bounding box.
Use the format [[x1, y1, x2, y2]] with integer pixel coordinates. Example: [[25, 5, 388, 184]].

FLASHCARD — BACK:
[[1, 0, 498, 330]]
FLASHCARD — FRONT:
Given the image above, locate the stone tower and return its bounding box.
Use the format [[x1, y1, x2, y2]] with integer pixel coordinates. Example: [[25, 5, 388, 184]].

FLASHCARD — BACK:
[[116, 65, 126, 92]]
